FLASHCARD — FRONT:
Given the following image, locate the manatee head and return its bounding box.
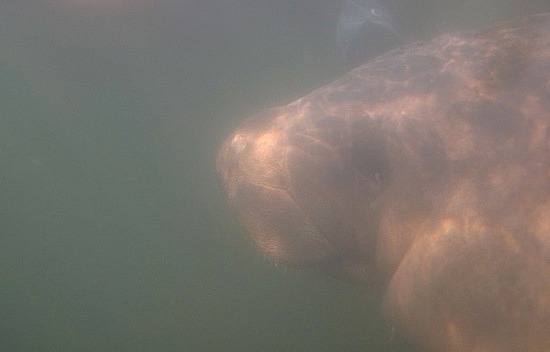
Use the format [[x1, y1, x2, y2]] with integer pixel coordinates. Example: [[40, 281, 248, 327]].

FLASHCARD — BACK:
[[217, 103, 386, 280]]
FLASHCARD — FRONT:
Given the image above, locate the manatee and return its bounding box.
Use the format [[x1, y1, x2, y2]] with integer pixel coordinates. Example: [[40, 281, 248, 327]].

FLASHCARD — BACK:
[[217, 13, 550, 352]]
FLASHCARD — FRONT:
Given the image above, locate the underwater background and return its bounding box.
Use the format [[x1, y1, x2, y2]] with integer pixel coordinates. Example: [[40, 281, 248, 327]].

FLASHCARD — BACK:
[[1, 1, 548, 351]]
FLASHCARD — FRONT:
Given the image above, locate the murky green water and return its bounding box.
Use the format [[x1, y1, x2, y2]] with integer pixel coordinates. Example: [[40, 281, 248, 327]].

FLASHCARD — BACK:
[[1, 1, 547, 351]]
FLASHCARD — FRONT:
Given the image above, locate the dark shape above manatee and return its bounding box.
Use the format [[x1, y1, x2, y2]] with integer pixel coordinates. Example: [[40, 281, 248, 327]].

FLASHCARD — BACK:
[[336, 0, 402, 68], [217, 13, 550, 352]]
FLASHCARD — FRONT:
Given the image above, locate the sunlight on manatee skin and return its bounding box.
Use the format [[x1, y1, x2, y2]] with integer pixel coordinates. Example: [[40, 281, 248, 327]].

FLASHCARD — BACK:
[[217, 13, 550, 352]]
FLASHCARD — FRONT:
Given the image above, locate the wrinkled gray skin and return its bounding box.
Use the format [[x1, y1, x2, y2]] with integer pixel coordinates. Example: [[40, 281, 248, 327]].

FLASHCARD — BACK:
[[217, 13, 550, 352]]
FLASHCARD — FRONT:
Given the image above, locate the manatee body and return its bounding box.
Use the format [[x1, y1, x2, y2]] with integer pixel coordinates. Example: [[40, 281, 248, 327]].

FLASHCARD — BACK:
[[217, 13, 550, 352]]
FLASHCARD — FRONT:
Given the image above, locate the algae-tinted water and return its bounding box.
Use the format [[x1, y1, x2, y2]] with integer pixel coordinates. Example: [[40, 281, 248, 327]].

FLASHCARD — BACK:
[[1, 1, 548, 351]]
